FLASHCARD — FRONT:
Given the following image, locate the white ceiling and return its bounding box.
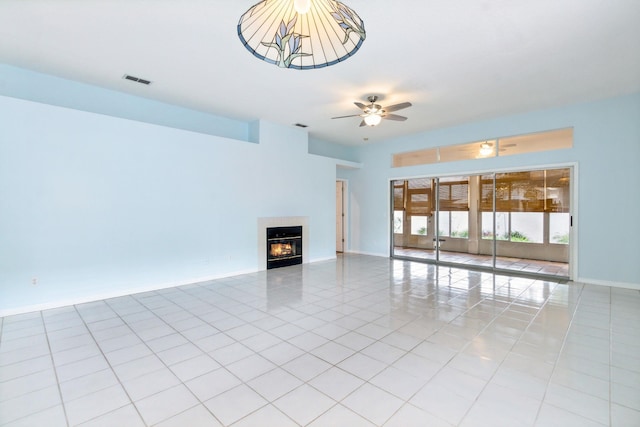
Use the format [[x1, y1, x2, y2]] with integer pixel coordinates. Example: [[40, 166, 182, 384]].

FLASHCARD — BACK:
[[1, 0, 639, 146]]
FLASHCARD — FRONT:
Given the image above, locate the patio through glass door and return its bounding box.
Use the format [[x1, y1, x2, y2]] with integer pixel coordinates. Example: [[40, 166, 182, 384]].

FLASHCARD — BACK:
[[391, 167, 571, 279]]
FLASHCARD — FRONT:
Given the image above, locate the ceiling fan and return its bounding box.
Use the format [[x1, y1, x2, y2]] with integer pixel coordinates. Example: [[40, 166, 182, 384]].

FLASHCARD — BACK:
[[332, 95, 412, 127]]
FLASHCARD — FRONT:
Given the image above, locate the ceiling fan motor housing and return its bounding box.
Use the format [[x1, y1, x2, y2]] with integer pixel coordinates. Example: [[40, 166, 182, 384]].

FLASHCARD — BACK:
[[365, 104, 383, 114]]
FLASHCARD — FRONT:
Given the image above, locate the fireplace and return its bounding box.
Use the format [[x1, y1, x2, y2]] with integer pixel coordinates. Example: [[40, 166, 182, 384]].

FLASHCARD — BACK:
[[267, 226, 302, 269]]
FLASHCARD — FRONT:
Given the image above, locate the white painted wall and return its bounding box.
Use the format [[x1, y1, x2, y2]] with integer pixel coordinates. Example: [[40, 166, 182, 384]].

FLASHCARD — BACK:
[[0, 97, 337, 314]]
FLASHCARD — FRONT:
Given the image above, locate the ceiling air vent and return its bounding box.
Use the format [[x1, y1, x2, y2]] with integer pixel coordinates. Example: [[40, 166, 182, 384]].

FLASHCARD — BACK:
[[123, 74, 152, 85]]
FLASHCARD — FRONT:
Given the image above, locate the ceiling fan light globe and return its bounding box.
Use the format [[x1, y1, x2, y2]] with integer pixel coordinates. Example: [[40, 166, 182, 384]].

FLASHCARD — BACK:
[[364, 114, 382, 126]]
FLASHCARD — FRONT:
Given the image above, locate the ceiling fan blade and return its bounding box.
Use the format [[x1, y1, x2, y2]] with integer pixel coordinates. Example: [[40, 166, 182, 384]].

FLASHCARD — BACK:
[[383, 102, 412, 113], [354, 102, 368, 110], [359, 120, 367, 127], [383, 114, 408, 121], [331, 114, 362, 119]]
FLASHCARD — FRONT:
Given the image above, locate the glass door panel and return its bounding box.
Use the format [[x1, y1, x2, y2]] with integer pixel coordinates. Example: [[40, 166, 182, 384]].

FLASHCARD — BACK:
[[490, 168, 570, 276], [391, 178, 434, 261], [391, 167, 571, 279], [436, 176, 472, 264], [478, 174, 496, 269]]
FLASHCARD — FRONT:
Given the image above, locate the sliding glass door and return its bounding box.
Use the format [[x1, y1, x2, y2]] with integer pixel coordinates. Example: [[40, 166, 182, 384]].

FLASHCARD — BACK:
[[391, 167, 571, 279]]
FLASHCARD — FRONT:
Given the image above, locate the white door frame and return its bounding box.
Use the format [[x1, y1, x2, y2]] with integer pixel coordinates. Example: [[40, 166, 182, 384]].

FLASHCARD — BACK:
[[336, 179, 348, 253]]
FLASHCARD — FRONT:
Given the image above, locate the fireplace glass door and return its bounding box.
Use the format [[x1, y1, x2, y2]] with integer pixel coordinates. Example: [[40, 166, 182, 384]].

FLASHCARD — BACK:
[[267, 226, 303, 269]]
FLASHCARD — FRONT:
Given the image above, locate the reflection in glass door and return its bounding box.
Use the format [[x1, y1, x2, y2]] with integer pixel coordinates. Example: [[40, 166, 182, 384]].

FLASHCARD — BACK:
[[485, 169, 571, 276], [392, 167, 571, 279], [435, 175, 484, 266], [392, 178, 435, 260]]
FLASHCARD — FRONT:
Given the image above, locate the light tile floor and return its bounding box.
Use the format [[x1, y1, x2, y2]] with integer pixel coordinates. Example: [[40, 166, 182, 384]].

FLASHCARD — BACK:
[[1, 254, 639, 426]]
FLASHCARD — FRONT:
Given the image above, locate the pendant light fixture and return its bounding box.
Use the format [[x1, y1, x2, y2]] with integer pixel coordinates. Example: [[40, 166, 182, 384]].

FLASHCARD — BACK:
[[238, 0, 366, 69]]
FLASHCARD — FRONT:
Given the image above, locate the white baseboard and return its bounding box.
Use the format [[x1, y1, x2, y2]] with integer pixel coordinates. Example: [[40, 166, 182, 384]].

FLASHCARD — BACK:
[[308, 255, 337, 263], [7, 260, 633, 318], [1, 257, 341, 317], [575, 277, 640, 291], [0, 268, 256, 318], [344, 250, 389, 258]]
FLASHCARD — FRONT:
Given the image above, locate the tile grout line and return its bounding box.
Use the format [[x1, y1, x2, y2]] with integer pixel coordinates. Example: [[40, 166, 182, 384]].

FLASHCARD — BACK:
[[174, 281, 360, 426], [531, 282, 588, 425], [343, 272, 557, 425], [69, 303, 149, 426], [195, 279, 346, 426], [108, 294, 228, 425], [59, 297, 218, 425], [180, 271, 404, 426], [151, 288, 278, 424], [40, 310, 71, 427], [609, 286, 613, 427], [123, 289, 272, 426], [447, 277, 565, 425]]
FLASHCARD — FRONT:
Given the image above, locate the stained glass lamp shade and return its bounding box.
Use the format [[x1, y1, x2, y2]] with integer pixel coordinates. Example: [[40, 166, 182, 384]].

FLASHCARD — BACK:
[[238, 0, 366, 69]]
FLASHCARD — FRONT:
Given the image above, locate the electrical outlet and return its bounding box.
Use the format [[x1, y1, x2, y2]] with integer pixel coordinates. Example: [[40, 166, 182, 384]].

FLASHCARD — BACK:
[[32, 278, 38, 285]]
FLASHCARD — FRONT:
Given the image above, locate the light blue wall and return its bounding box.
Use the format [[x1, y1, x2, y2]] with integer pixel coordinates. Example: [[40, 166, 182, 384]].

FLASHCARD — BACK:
[[308, 136, 358, 162], [1, 64, 638, 315], [0, 96, 337, 314], [346, 93, 640, 287], [0, 64, 249, 142]]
